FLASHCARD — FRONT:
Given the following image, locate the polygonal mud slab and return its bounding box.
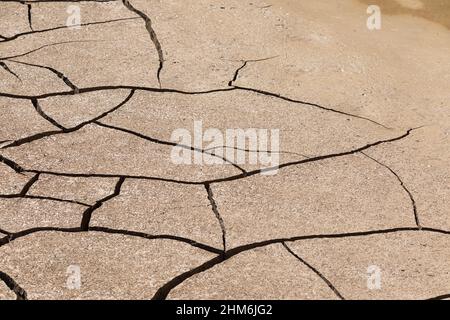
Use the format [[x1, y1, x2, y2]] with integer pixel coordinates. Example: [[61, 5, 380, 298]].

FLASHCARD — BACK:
[[38, 89, 132, 128], [0, 97, 56, 142], [27, 174, 116, 206], [0, 3, 30, 38], [100, 89, 392, 161], [213, 153, 417, 248], [0, 123, 241, 182], [0, 60, 70, 96], [0, 21, 160, 92], [0, 232, 215, 299], [168, 244, 339, 300], [0, 163, 33, 195], [287, 230, 450, 300], [232, 1, 450, 130], [0, 198, 83, 232], [90, 179, 223, 250], [366, 126, 450, 232]]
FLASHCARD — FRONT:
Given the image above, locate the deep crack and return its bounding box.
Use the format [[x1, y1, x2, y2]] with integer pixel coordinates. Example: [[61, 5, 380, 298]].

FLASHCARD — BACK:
[[0, 271, 28, 300], [282, 242, 345, 300], [0, 61, 21, 81], [80, 176, 125, 230], [204, 183, 227, 253], [122, 0, 164, 87], [362, 152, 421, 229]]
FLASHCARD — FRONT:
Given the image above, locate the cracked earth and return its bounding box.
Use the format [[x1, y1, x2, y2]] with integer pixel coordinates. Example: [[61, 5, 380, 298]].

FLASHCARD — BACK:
[[0, 0, 449, 300]]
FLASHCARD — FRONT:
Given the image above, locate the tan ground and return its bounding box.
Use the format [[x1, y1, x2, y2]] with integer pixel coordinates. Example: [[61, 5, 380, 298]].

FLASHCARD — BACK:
[[0, 0, 449, 300]]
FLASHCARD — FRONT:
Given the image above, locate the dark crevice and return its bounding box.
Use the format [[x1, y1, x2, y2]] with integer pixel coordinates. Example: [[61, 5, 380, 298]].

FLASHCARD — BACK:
[[0, 228, 11, 236], [8, 127, 420, 187], [427, 293, 450, 300], [225, 56, 388, 128], [9, 60, 79, 91], [0, 271, 28, 300], [1, 130, 65, 149], [19, 172, 39, 195], [152, 253, 226, 300], [94, 121, 247, 174], [228, 61, 247, 87], [80, 177, 125, 230], [234, 85, 390, 129], [204, 183, 226, 254], [362, 152, 421, 229], [0, 154, 25, 173], [2, 90, 135, 148], [89, 226, 223, 254], [0, 193, 90, 206], [31, 98, 67, 130], [0, 225, 220, 255], [200, 127, 421, 184], [122, 0, 164, 87], [0, 17, 140, 43], [228, 56, 278, 87], [27, 3, 33, 31], [0, 40, 104, 61], [204, 145, 310, 159], [0, 81, 388, 130], [24, 169, 202, 185], [0, 61, 21, 81], [282, 242, 345, 300], [151, 226, 449, 300], [0, 85, 235, 101], [27, 195, 90, 206]]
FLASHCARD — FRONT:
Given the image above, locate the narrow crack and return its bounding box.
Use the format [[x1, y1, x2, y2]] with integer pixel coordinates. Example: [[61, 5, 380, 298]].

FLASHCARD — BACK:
[[2, 90, 135, 148], [7, 127, 420, 187], [89, 226, 223, 254], [0, 192, 91, 207], [31, 98, 67, 131], [0, 154, 25, 173], [228, 61, 247, 87], [0, 85, 235, 100], [228, 56, 278, 87], [204, 183, 226, 254], [27, 3, 33, 31], [0, 83, 389, 130], [226, 56, 388, 128], [151, 226, 450, 300], [122, 0, 164, 88], [0, 271, 28, 300], [94, 121, 247, 174], [234, 85, 390, 129], [427, 293, 450, 300], [204, 145, 310, 159], [0, 17, 139, 43], [0, 61, 21, 81], [0, 226, 220, 255], [80, 176, 125, 230], [362, 152, 421, 229], [19, 172, 40, 196], [0, 39, 106, 61], [8, 60, 79, 92], [0, 228, 11, 236], [282, 242, 345, 300]]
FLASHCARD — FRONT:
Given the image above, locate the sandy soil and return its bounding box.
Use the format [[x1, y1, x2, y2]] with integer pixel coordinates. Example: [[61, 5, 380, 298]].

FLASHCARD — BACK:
[[0, 0, 449, 300]]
